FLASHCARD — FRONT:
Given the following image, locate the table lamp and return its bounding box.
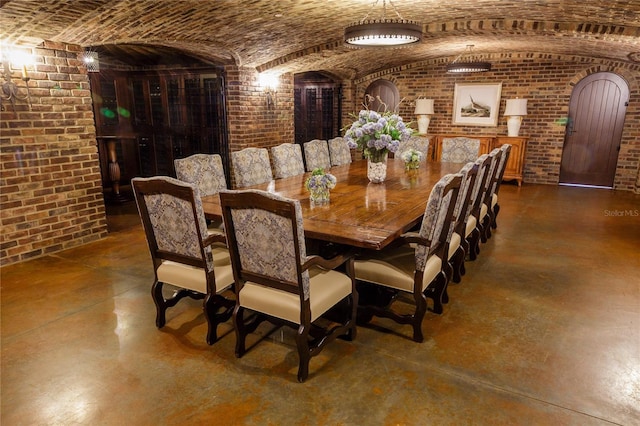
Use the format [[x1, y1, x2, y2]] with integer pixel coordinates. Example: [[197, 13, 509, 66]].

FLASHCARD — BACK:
[[414, 98, 434, 135], [504, 98, 528, 136]]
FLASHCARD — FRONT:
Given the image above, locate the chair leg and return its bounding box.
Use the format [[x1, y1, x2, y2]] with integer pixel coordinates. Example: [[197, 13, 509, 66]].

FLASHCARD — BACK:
[[468, 228, 481, 260], [296, 325, 311, 382], [451, 246, 466, 284], [492, 204, 500, 229], [152, 280, 192, 328], [204, 294, 235, 345], [233, 305, 248, 357], [424, 272, 447, 314], [411, 293, 427, 343]]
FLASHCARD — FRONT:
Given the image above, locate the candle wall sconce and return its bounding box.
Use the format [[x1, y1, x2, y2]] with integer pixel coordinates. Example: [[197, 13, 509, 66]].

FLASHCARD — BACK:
[[259, 73, 279, 110], [0, 54, 31, 111]]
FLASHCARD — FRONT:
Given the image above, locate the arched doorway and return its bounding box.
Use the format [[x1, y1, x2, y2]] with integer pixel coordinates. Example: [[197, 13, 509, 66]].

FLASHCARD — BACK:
[[559, 72, 629, 188], [365, 79, 400, 112]]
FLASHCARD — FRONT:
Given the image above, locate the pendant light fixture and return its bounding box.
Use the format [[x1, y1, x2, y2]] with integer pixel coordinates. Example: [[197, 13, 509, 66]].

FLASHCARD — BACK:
[[446, 45, 491, 73], [344, 0, 422, 48]]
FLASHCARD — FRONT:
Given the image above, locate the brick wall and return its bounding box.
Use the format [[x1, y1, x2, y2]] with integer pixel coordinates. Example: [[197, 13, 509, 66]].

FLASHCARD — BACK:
[[348, 54, 640, 192], [224, 66, 295, 187], [0, 42, 108, 266]]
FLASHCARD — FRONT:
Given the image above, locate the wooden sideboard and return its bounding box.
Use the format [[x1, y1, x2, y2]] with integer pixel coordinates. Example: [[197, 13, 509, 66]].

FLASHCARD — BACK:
[[428, 134, 528, 186]]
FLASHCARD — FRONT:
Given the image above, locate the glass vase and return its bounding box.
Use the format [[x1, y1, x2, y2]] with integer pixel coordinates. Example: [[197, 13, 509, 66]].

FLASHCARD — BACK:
[[367, 150, 388, 183]]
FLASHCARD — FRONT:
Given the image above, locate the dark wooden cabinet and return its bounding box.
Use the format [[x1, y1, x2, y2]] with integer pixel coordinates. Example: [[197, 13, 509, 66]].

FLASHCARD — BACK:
[[90, 69, 228, 197]]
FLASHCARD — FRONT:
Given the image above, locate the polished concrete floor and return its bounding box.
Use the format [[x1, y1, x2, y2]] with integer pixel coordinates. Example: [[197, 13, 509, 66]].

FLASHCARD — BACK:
[[1, 183, 639, 425]]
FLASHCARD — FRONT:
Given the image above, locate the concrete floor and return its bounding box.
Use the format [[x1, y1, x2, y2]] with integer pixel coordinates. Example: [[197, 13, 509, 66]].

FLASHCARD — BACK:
[[1, 183, 639, 425]]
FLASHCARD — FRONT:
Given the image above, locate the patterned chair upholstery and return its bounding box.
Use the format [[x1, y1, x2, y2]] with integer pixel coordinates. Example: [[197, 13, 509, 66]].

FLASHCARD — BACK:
[[220, 189, 358, 382], [131, 176, 234, 345], [271, 143, 305, 179], [353, 173, 462, 342], [174, 154, 227, 197], [328, 137, 352, 166], [441, 137, 481, 163], [489, 144, 512, 231], [231, 147, 273, 188], [396, 136, 430, 160], [174, 153, 228, 234], [303, 139, 331, 171], [465, 154, 495, 261], [446, 162, 478, 284], [480, 147, 506, 241]]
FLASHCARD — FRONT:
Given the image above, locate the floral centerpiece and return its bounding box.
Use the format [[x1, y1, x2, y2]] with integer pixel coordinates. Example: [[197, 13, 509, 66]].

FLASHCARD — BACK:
[[305, 168, 336, 205], [343, 99, 414, 183], [400, 148, 424, 171]]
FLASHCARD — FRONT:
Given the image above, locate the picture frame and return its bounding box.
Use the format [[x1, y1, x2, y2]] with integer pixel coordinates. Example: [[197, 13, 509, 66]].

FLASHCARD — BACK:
[[452, 83, 502, 126]]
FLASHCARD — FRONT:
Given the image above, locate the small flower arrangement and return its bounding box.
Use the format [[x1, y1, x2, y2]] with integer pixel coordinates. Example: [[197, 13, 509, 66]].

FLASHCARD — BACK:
[[343, 97, 414, 163], [305, 168, 336, 204], [400, 148, 424, 170]]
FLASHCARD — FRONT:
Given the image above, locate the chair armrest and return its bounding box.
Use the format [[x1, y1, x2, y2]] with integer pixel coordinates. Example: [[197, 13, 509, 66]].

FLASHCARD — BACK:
[[398, 232, 432, 248], [302, 249, 356, 272], [203, 233, 227, 247]]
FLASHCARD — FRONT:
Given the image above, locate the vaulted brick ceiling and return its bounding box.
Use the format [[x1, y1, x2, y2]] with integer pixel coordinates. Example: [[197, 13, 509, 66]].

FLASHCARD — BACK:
[[1, 0, 639, 79]]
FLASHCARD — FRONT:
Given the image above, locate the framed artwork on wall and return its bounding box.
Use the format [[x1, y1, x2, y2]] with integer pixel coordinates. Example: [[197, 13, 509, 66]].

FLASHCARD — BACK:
[[452, 83, 502, 126]]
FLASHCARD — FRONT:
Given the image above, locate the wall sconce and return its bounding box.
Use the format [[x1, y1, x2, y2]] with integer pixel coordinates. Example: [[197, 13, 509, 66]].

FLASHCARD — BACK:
[[0, 48, 32, 111], [504, 98, 528, 136], [414, 98, 434, 135], [259, 73, 279, 110], [81, 50, 100, 72]]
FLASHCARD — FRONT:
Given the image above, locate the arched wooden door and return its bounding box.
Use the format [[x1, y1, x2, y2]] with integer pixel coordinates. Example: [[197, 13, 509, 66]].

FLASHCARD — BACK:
[[365, 79, 400, 112], [559, 72, 629, 187]]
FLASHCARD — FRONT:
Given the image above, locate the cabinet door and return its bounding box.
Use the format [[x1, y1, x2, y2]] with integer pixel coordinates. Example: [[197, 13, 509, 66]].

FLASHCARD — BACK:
[[494, 137, 527, 185]]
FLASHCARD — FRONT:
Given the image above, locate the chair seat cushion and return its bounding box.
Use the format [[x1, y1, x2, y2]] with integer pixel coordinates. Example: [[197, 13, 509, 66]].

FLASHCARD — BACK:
[[157, 246, 233, 294], [480, 203, 488, 220], [491, 193, 498, 208], [465, 215, 477, 238], [238, 267, 352, 324], [448, 232, 461, 260], [354, 246, 442, 293]]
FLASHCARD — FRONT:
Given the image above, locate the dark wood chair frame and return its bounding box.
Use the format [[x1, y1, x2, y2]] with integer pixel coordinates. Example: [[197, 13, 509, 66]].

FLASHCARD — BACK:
[[489, 144, 512, 231], [465, 155, 494, 262], [357, 174, 462, 343], [220, 190, 358, 382], [133, 177, 234, 345]]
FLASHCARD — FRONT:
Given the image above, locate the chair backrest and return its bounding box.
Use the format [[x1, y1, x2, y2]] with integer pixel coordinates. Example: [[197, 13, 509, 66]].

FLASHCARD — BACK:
[[467, 154, 493, 221], [491, 144, 512, 196], [328, 137, 352, 166], [271, 143, 305, 179], [231, 147, 273, 188], [220, 189, 310, 301], [441, 137, 481, 163], [483, 148, 503, 206], [132, 176, 213, 273], [397, 136, 429, 160], [450, 162, 479, 238], [303, 139, 331, 171], [174, 153, 227, 197], [415, 173, 462, 270]]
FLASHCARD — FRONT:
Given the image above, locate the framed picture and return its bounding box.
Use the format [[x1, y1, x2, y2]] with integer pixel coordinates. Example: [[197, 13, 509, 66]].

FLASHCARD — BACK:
[[452, 83, 502, 126]]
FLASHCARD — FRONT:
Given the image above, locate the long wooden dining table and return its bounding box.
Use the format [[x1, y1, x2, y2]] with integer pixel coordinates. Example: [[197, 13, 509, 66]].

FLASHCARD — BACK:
[[201, 159, 464, 251]]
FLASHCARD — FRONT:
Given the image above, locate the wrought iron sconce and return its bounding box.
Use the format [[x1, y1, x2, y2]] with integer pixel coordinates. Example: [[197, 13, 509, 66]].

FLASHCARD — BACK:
[[0, 54, 31, 111]]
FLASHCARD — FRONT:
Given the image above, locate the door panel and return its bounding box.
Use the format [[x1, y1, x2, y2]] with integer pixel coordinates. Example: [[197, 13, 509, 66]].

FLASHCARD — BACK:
[[365, 79, 400, 112], [560, 72, 629, 187]]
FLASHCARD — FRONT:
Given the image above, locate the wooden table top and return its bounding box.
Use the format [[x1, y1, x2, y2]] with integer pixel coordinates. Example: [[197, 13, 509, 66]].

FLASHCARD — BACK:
[[202, 159, 464, 250]]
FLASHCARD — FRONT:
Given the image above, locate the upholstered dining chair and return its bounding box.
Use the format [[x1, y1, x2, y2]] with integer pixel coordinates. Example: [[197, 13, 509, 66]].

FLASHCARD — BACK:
[[465, 154, 494, 262], [446, 162, 479, 284], [219, 189, 358, 382], [488, 144, 512, 231], [132, 176, 235, 345], [303, 139, 331, 171], [271, 143, 305, 179], [397, 136, 430, 160], [441, 137, 481, 163], [174, 153, 228, 233], [231, 147, 273, 188], [328, 137, 352, 166], [479, 148, 504, 243], [353, 173, 462, 343]]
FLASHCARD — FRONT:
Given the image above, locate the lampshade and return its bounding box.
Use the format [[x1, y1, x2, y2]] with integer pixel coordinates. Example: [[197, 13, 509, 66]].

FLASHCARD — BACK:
[[414, 99, 434, 115], [344, 0, 422, 48], [504, 98, 528, 116]]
